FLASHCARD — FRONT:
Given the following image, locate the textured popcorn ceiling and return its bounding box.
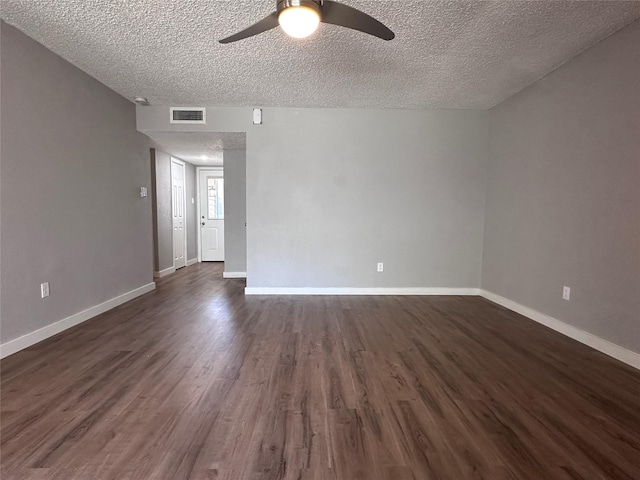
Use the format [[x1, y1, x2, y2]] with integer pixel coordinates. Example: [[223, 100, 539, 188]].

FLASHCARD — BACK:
[[2, 1, 640, 110], [147, 132, 246, 165]]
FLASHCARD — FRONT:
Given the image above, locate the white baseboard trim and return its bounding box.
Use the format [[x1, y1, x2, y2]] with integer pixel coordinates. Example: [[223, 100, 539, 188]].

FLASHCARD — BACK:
[[0, 282, 156, 359], [245, 287, 481, 296], [224, 272, 247, 279], [186, 258, 198, 266], [154, 266, 176, 278], [480, 290, 640, 371]]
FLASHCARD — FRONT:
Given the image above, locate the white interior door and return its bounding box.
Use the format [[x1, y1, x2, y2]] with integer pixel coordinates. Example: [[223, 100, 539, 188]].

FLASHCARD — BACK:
[[171, 159, 187, 269], [199, 170, 225, 262]]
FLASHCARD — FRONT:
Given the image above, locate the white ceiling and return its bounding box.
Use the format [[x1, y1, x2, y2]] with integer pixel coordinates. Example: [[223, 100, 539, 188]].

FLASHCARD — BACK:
[[2, 1, 639, 110], [146, 132, 246, 165]]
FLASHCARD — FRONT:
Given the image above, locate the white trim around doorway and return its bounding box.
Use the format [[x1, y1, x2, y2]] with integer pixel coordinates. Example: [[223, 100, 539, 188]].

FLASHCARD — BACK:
[[196, 166, 224, 263]]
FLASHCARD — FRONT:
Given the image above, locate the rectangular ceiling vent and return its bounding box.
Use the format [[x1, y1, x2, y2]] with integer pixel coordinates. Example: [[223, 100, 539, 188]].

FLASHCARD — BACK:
[[170, 107, 206, 124]]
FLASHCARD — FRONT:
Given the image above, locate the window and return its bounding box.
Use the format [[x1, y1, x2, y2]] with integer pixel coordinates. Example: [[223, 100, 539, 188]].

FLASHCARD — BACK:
[[207, 178, 224, 219]]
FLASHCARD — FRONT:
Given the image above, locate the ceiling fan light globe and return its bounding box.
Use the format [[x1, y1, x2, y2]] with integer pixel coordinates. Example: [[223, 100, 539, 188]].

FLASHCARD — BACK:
[[278, 6, 320, 39]]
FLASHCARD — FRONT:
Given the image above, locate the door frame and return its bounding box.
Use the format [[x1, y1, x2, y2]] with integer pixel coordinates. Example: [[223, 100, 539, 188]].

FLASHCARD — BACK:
[[196, 166, 224, 263], [171, 157, 188, 269]]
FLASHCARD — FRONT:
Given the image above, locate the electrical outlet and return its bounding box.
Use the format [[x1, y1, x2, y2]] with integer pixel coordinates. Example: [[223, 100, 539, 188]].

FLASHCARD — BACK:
[[41, 282, 50, 298], [377, 262, 384, 273], [563, 286, 571, 301]]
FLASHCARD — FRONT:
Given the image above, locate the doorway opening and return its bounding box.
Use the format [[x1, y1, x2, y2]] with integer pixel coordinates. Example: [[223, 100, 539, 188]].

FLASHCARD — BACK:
[[146, 132, 246, 280], [198, 168, 225, 262]]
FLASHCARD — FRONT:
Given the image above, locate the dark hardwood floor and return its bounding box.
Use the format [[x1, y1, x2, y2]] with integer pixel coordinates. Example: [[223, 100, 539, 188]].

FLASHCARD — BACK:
[[1, 263, 639, 479]]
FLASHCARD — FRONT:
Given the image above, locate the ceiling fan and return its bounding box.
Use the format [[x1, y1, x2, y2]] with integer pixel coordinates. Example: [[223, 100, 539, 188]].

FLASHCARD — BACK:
[[219, 0, 394, 44]]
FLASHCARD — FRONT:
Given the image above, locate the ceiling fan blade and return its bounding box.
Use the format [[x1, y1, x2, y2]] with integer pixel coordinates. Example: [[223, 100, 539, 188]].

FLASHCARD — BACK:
[[321, 0, 394, 41], [219, 12, 279, 44]]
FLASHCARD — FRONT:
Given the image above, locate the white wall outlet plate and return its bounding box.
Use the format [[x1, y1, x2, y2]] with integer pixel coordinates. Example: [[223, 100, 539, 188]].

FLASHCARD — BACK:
[[377, 262, 384, 272], [563, 286, 571, 301], [41, 282, 50, 298], [140, 186, 147, 198]]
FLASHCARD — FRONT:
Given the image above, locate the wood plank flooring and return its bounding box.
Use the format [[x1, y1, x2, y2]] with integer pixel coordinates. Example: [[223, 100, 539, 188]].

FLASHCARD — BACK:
[[1, 263, 639, 479]]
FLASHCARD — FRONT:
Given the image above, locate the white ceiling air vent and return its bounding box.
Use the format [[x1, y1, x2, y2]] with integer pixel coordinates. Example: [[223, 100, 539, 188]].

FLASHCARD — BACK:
[[170, 107, 206, 124]]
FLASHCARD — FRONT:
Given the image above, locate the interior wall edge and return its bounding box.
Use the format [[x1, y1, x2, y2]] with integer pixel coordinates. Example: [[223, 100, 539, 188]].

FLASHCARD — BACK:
[[0, 282, 156, 359], [480, 290, 640, 371], [244, 288, 482, 296]]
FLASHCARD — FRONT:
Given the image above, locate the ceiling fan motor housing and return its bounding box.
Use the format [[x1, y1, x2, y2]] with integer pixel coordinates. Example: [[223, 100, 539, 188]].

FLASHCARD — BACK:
[[277, 0, 321, 16], [219, 0, 394, 44]]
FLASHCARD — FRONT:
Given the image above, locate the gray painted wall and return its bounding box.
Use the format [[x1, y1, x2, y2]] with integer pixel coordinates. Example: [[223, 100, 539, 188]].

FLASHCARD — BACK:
[[247, 109, 489, 288], [483, 20, 640, 353], [138, 107, 490, 288], [150, 148, 197, 273], [223, 150, 247, 273], [0, 22, 153, 343]]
